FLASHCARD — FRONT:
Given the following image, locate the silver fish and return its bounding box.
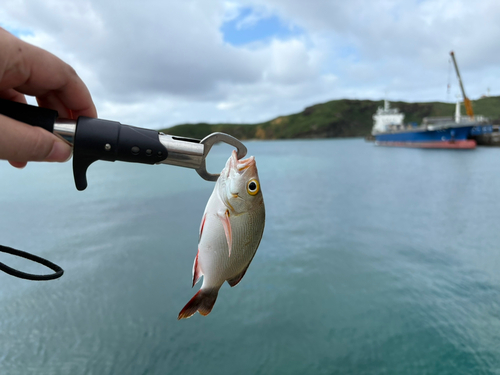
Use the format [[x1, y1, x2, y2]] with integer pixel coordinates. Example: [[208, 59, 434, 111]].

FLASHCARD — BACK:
[[178, 150, 265, 319]]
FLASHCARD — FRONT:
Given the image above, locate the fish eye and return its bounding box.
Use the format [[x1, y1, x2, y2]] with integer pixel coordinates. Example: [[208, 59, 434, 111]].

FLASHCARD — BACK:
[[247, 179, 260, 196]]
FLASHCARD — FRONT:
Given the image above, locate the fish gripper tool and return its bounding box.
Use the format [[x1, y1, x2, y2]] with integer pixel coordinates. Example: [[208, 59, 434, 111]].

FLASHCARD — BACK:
[[0, 98, 248, 190]]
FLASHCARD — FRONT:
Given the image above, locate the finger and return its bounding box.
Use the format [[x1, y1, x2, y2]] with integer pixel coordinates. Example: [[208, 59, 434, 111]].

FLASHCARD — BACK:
[[0, 29, 97, 118], [0, 114, 72, 163], [8, 161, 27, 169], [0, 89, 27, 104], [36, 93, 74, 119], [1, 89, 73, 120]]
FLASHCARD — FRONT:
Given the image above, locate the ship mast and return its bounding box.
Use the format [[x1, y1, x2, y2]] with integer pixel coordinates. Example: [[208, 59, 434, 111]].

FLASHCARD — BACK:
[[450, 51, 474, 118]]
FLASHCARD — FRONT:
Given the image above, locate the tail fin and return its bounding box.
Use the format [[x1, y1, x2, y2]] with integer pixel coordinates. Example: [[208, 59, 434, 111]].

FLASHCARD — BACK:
[[178, 289, 218, 320]]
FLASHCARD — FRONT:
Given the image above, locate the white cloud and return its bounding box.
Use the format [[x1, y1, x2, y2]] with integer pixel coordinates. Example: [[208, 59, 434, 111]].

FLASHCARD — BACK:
[[2, 0, 500, 129], [263, 38, 318, 84]]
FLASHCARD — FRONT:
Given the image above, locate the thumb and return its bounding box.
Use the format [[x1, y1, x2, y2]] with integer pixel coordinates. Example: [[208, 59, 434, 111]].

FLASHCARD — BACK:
[[0, 114, 72, 166]]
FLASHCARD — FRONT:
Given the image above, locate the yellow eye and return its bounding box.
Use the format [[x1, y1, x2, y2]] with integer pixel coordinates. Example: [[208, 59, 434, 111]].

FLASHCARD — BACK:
[[247, 179, 260, 195]]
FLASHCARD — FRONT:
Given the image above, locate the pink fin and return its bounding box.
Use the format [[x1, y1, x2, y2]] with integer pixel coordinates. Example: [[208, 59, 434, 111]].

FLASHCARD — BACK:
[[199, 213, 206, 241], [218, 209, 232, 256], [178, 289, 219, 320], [192, 249, 202, 287], [227, 263, 250, 287]]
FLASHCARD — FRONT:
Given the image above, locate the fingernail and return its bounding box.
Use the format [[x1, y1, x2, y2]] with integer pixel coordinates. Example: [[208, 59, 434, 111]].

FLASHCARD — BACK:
[[9, 161, 27, 169], [46, 141, 72, 162]]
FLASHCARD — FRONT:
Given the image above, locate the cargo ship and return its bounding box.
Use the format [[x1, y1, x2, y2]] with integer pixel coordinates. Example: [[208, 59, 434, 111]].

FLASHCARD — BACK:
[[371, 100, 491, 149], [371, 51, 492, 149]]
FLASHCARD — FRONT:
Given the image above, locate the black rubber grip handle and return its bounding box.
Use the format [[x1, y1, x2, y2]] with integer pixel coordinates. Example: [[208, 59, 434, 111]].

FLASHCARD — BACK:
[[0, 99, 169, 191], [0, 98, 58, 132], [73, 117, 168, 190]]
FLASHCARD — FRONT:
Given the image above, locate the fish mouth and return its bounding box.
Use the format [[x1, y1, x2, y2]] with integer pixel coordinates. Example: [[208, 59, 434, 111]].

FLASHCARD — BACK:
[[237, 157, 255, 172], [229, 150, 255, 173]]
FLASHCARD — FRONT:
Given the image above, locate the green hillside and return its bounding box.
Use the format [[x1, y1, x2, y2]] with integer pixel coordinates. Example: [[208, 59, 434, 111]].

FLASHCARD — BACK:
[[161, 96, 500, 140]]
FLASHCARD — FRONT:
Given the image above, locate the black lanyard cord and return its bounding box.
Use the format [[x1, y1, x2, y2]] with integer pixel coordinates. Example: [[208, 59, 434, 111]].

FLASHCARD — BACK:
[[0, 245, 64, 281]]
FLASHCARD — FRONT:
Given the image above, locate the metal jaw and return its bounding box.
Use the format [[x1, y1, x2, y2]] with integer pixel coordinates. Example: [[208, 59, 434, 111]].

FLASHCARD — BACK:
[[158, 132, 247, 181]]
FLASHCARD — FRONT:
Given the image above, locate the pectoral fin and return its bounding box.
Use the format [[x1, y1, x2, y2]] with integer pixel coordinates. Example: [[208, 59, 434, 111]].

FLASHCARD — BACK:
[[218, 209, 232, 256]]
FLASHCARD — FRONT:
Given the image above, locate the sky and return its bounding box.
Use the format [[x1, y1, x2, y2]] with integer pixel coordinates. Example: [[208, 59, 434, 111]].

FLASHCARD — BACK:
[[1, 0, 500, 129]]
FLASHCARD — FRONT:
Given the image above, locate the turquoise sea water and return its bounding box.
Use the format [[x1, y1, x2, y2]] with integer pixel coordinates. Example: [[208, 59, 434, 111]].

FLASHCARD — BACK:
[[2, 139, 500, 374]]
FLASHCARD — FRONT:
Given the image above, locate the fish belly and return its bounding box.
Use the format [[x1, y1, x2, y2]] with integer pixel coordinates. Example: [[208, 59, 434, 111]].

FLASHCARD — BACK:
[[199, 212, 261, 288]]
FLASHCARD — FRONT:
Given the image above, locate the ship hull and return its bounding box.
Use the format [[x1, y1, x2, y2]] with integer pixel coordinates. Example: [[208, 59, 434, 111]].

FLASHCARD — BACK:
[[373, 125, 476, 149], [375, 140, 476, 149]]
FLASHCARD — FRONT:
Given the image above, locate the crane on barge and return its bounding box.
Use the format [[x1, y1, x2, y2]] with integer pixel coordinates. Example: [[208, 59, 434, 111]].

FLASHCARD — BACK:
[[450, 51, 474, 119]]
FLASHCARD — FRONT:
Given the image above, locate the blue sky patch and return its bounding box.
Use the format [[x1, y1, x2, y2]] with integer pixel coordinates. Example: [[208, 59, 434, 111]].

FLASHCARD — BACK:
[[1, 23, 34, 38], [221, 7, 303, 46]]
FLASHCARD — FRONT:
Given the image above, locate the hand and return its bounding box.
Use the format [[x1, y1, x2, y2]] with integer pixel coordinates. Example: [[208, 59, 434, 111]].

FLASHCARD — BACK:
[[0, 28, 97, 168]]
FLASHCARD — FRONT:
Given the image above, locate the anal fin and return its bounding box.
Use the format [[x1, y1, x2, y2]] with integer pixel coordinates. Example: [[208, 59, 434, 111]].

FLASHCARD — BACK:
[[227, 263, 251, 287]]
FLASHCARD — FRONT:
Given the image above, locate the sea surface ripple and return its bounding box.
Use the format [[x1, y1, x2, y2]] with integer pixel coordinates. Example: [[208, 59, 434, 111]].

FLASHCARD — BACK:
[[1, 139, 500, 374]]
